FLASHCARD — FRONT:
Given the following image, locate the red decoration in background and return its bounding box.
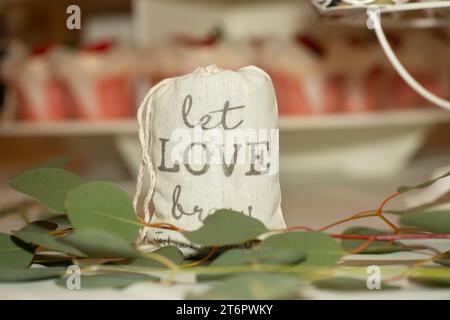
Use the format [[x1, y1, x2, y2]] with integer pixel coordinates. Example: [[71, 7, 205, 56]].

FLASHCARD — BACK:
[[71, 75, 135, 120], [172, 35, 217, 47], [30, 43, 56, 57], [362, 66, 387, 112], [388, 71, 423, 110], [9, 34, 449, 121], [97, 75, 135, 119], [415, 72, 446, 108], [268, 70, 313, 115], [295, 35, 325, 57], [80, 40, 115, 53], [15, 80, 73, 121], [323, 74, 347, 114]]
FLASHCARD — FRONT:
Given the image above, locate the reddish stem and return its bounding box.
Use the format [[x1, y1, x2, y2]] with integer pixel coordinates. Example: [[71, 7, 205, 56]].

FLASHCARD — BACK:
[[331, 233, 450, 241], [284, 225, 314, 232], [376, 192, 401, 215], [372, 192, 403, 233]]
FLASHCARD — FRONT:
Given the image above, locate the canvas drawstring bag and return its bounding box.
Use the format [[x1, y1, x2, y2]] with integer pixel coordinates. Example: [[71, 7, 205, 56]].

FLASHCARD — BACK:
[[134, 64, 286, 257]]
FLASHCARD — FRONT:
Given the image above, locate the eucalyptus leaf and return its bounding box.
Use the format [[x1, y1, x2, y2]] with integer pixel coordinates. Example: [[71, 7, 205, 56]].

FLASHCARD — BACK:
[[397, 170, 450, 193], [56, 273, 158, 289], [123, 246, 184, 268], [387, 192, 450, 216], [183, 209, 268, 246], [60, 229, 141, 258], [153, 246, 184, 265], [400, 210, 450, 233], [189, 273, 301, 300], [312, 277, 399, 291], [66, 181, 140, 243], [14, 229, 85, 257], [210, 247, 305, 267], [0, 233, 34, 269], [0, 267, 65, 282], [408, 267, 450, 287], [341, 227, 411, 254], [18, 220, 57, 233], [9, 168, 83, 212], [197, 247, 306, 282], [258, 231, 344, 267]]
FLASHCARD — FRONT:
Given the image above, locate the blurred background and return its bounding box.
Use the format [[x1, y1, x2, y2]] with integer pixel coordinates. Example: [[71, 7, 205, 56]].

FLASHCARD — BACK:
[[0, 0, 449, 230]]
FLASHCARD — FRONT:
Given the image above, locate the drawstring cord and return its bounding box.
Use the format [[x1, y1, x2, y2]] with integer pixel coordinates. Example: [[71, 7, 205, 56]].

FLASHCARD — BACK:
[[134, 65, 221, 244], [134, 78, 174, 243]]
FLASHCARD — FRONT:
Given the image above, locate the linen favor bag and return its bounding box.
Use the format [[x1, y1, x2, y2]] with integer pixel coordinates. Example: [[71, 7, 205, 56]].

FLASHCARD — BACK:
[[134, 65, 285, 256]]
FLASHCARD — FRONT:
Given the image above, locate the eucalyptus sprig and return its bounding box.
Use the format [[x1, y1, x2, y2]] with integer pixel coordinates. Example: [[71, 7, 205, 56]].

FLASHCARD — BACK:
[[1, 159, 449, 298]]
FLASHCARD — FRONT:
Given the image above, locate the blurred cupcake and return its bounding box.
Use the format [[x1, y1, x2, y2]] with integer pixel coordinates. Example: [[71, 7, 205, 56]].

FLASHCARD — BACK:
[[2, 43, 73, 121], [55, 41, 137, 120], [258, 35, 324, 115], [324, 36, 387, 113]]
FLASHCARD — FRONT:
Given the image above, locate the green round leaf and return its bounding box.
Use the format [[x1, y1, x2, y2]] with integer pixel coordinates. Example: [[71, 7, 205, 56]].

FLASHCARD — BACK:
[[341, 227, 411, 254], [0, 267, 65, 282], [60, 229, 141, 258], [0, 233, 34, 269], [14, 230, 85, 257], [183, 209, 268, 246], [211, 247, 305, 267], [258, 231, 344, 267], [56, 273, 158, 289], [154, 246, 184, 265], [65, 182, 140, 243], [18, 221, 58, 233], [313, 277, 399, 291], [9, 168, 83, 213], [123, 246, 184, 268], [400, 210, 450, 234], [197, 247, 306, 282], [397, 170, 450, 193]]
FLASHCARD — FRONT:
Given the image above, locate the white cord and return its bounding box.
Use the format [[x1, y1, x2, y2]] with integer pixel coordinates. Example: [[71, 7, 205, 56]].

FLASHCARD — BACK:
[[367, 6, 450, 110], [133, 65, 220, 244], [342, 0, 376, 6], [134, 77, 174, 243], [376, 1, 450, 13]]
